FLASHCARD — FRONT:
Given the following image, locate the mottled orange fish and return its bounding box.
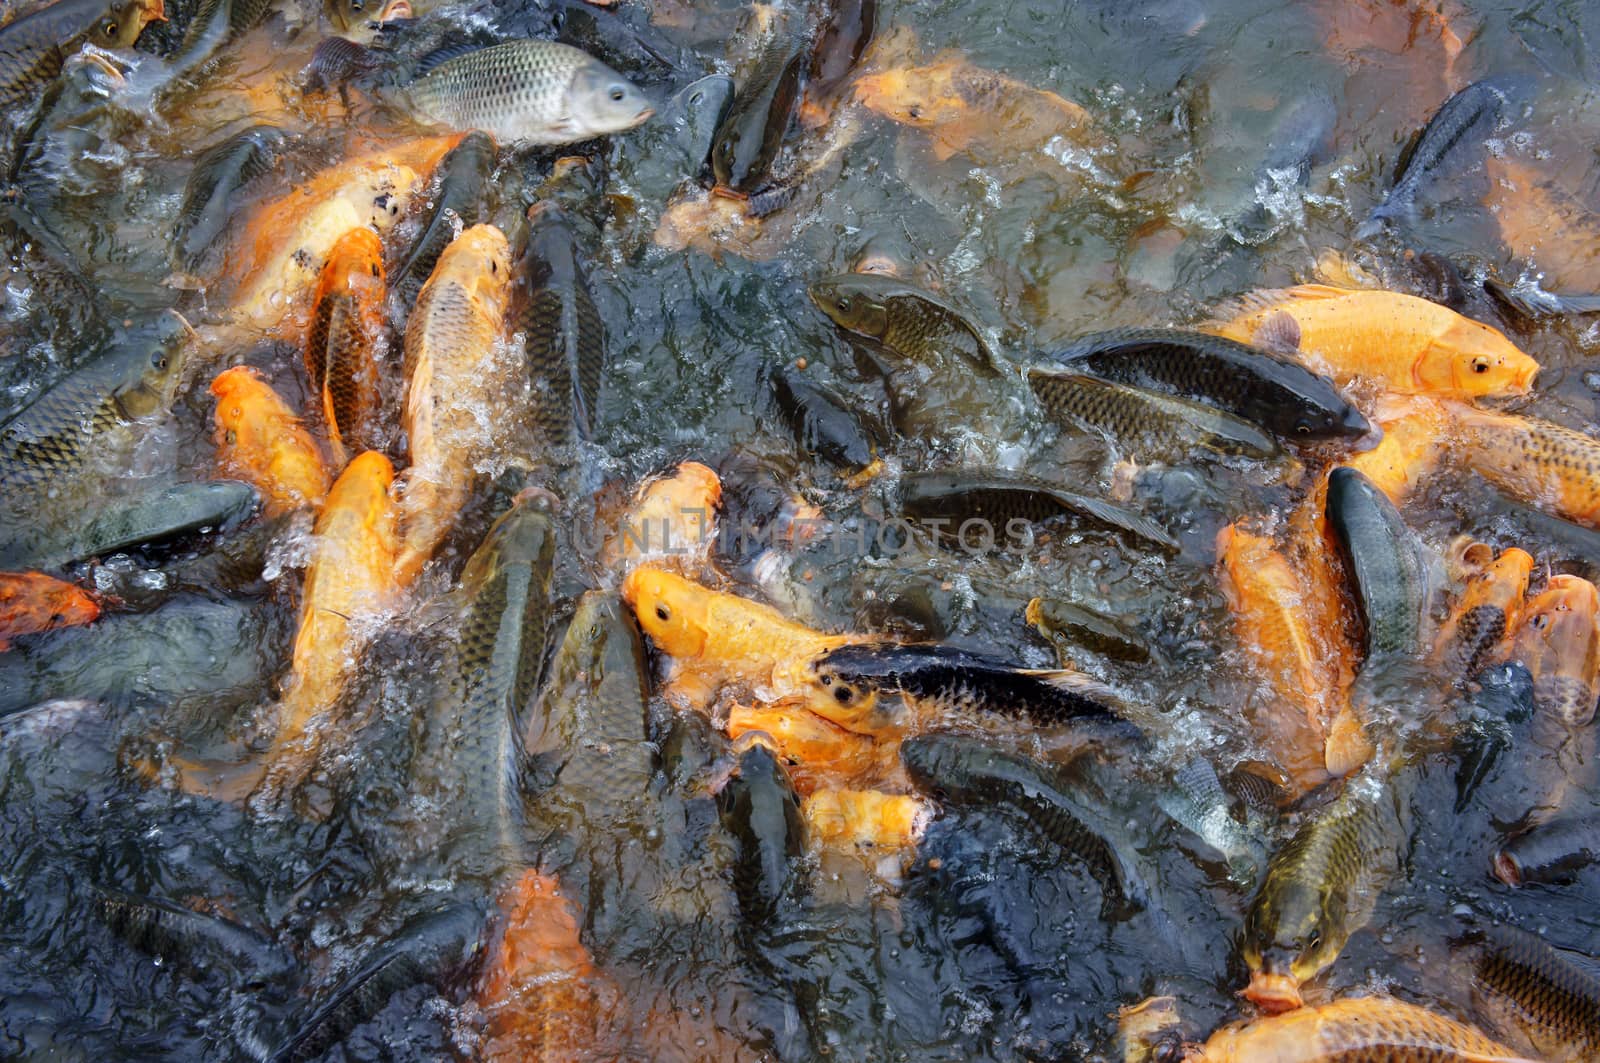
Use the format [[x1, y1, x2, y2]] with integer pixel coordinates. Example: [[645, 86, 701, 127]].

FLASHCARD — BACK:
[[476, 869, 617, 1062], [622, 566, 881, 732], [653, 187, 786, 261], [600, 460, 722, 577], [1216, 522, 1345, 791], [1506, 574, 1600, 727], [0, 571, 99, 651], [727, 701, 905, 794], [1430, 544, 1533, 675], [1342, 394, 1450, 505], [1317, 0, 1473, 99], [396, 223, 513, 585], [1449, 403, 1600, 530], [1192, 996, 1533, 1063], [210, 366, 331, 516], [802, 788, 927, 852], [1210, 285, 1539, 398], [1484, 156, 1600, 292], [306, 226, 388, 468], [852, 28, 1094, 164]]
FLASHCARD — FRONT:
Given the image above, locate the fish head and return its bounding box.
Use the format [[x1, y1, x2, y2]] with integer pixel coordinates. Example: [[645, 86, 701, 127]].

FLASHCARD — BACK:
[[92, 0, 165, 47], [809, 275, 890, 339], [435, 223, 512, 316], [114, 316, 196, 418], [1516, 574, 1600, 724], [1425, 319, 1539, 397], [801, 656, 898, 733], [208, 366, 275, 449], [324, 226, 387, 294], [567, 63, 654, 139], [621, 566, 712, 660], [641, 460, 723, 518], [667, 74, 734, 160], [850, 62, 963, 129], [324, 0, 366, 34], [1240, 877, 1341, 1012]]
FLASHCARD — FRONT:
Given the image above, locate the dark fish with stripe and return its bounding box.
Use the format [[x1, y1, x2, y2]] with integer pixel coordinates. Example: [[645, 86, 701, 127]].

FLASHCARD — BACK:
[[1027, 367, 1282, 459], [1326, 466, 1432, 672], [1461, 921, 1600, 1061], [900, 469, 1179, 552], [0, 0, 164, 110], [711, 33, 807, 197], [812, 641, 1121, 727], [717, 739, 807, 928], [1494, 811, 1600, 887], [89, 885, 292, 986], [902, 734, 1149, 918], [1044, 328, 1368, 440], [771, 363, 886, 479], [392, 130, 496, 310], [172, 124, 288, 272]]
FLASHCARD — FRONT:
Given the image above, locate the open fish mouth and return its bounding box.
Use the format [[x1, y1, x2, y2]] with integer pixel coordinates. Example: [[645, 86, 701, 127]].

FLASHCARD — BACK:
[[1241, 971, 1303, 1014]]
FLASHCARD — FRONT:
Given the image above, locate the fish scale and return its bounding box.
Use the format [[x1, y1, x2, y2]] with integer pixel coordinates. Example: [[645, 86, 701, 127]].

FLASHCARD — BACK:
[[1469, 923, 1600, 1061], [394, 131, 496, 309], [515, 200, 604, 447], [1028, 368, 1281, 459], [1195, 997, 1534, 1062], [172, 125, 287, 271], [1454, 406, 1600, 529]]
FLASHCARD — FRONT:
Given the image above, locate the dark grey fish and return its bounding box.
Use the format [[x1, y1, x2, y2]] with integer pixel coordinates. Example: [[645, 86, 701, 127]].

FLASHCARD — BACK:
[[1361, 78, 1521, 237], [1485, 274, 1600, 319], [806, 0, 874, 110], [1494, 810, 1600, 887], [1453, 661, 1535, 814], [1325, 466, 1431, 672], [1025, 597, 1149, 663], [167, 0, 274, 81], [771, 363, 886, 476], [63, 479, 257, 566], [172, 124, 288, 271], [711, 33, 807, 195], [89, 885, 292, 986], [899, 469, 1179, 552], [717, 741, 807, 929], [1461, 921, 1600, 1061], [618, 73, 734, 201], [393, 130, 496, 310]]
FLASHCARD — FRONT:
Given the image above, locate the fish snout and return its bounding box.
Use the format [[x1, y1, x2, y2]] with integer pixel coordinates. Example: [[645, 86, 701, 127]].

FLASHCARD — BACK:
[[1241, 967, 1303, 1014]]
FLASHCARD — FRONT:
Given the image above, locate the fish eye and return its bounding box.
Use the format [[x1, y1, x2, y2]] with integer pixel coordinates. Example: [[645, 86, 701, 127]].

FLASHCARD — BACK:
[[819, 673, 833, 686], [907, 104, 923, 119], [150, 352, 167, 370], [103, 20, 118, 34], [836, 297, 851, 313], [834, 685, 853, 704], [1305, 929, 1323, 950], [1472, 356, 1491, 373], [1295, 423, 1310, 435], [655, 604, 671, 622], [609, 86, 626, 102], [370, 263, 379, 277], [489, 259, 497, 275]]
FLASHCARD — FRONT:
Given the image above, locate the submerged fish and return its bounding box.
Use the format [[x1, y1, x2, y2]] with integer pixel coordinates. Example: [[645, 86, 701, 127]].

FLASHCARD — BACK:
[[0, 0, 164, 110], [1484, 156, 1600, 297], [618, 73, 733, 201], [711, 33, 807, 196], [1024, 596, 1149, 664], [771, 363, 887, 480], [171, 124, 288, 272], [899, 469, 1179, 552], [1450, 404, 1600, 531], [1463, 922, 1600, 1062], [1210, 285, 1539, 399], [1045, 328, 1368, 440], [0, 571, 99, 650], [1241, 766, 1408, 1012], [600, 461, 721, 578], [718, 739, 808, 928], [89, 885, 290, 985], [1341, 394, 1450, 505], [404, 40, 653, 145], [1028, 367, 1282, 459], [726, 700, 904, 794], [393, 130, 496, 310], [1155, 757, 1266, 887], [1493, 811, 1600, 887], [1193, 996, 1532, 1062], [396, 223, 514, 585], [802, 788, 926, 852], [210, 366, 331, 517], [1506, 574, 1600, 727], [1432, 545, 1533, 676], [306, 227, 388, 465], [800, 0, 875, 126]]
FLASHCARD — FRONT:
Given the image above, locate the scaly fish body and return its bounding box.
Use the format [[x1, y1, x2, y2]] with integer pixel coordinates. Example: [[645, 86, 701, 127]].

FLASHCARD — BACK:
[[0, 570, 98, 650], [1327, 466, 1431, 672], [89, 886, 290, 984], [171, 124, 287, 272], [1028, 367, 1282, 459], [1451, 404, 1600, 531], [600, 461, 721, 577], [621, 565, 875, 730], [1195, 996, 1533, 1062], [1212, 285, 1539, 399], [711, 34, 806, 194], [405, 40, 652, 146], [801, 788, 926, 852], [306, 227, 388, 465], [899, 469, 1179, 552], [393, 131, 495, 309], [772, 363, 887, 477], [718, 740, 808, 928], [1366, 77, 1515, 234], [1241, 767, 1407, 1012], [1506, 575, 1600, 726], [210, 366, 331, 516], [1216, 523, 1343, 791], [1466, 922, 1600, 1061], [1432, 545, 1533, 676], [1024, 596, 1149, 663], [726, 701, 904, 794], [810, 272, 995, 369], [0, 0, 163, 109], [1046, 327, 1368, 440], [396, 223, 513, 585]]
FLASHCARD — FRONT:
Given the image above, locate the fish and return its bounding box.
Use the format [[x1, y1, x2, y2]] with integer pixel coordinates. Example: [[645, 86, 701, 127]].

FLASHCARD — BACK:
[[1363, 77, 1518, 237], [0, 571, 99, 650], [0, 0, 164, 110], [1326, 466, 1432, 673], [475, 870, 616, 1062], [717, 739, 808, 928], [513, 160, 605, 450], [617, 73, 734, 201], [1453, 661, 1535, 815], [1192, 996, 1534, 1062], [1506, 574, 1600, 726], [322, 0, 407, 36], [89, 507, 290, 610], [1024, 596, 1149, 664], [253, 451, 398, 807], [210, 366, 332, 517], [1117, 996, 1185, 1063], [710, 33, 807, 196], [395, 223, 513, 585], [1483, 156, 1600, 297], [88, 886, 291, 986], [223, 136, 461, 336], [901, 734, 1150, 918], [265, 903, 484, 1063], [1215, 522, 1344, 791], [304, 34, 381, 93], [770, 363, 887, 479], [171, 124, 288, 273], [1450, 404, 1600, 531], [1027, 367, 1283, 459], [1154, 757, 1266, 888], [1240, 766, 1408, 1012], [1493, 811, 1600, 887], [620, 565, 879, 731], [410, 490, 555, 878], [1462, 922, 1600, 1061], [392, 131, 495, 310], [799, 0, 874, 126], [726, 701, 904, 795], [1431, 545, 1533, 676], [809, 272, 996, 370], [1209, 285, 1539, 399], [599, 461, 721, 578], [403, 40, 653, 146], [1341, 394, 1450, 505], [810, 641, 1120, 728], [1044, 328, 1369, 440], [167, 0, 275, 82], [305, 227, 388, 466], [850, 32, 1094, 164], [801, 788, 926, 852], [899, 469, 1179, 552]]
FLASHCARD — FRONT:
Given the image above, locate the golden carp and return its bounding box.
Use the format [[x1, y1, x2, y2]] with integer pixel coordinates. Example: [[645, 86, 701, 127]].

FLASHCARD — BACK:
[[0, 570, 99, 651], [305, 226, 388, 467], [210, 366, 331, 516], [1210, 285, 1538, 398], [726, 700, 905, 794], [1484, 156, 1600, 293], [1193, 996, 1532, 1062], [1449, 403, 1600, 531], [599, 460, 722, 577], [1506, 575, 1600, 727], [1431, 545, 1533, 676], [395, 223, 513, 585], [1342, 394, 1450, 505], [802, 788, 927, 852]]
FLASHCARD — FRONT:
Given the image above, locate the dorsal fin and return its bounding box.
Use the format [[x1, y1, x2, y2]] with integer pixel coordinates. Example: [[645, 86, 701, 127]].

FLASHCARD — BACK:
[[413, 41, 487, 79], [1209, 283, 1353, 324]]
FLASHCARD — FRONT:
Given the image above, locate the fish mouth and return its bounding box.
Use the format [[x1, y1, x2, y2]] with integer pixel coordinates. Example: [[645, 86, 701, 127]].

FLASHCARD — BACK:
[[141, 0, 168, 22], [633, 106, 656, 124], [710, 184, 749, 203], [1491, 848, 1523, 887], [1241, 971, 1303, 1013]]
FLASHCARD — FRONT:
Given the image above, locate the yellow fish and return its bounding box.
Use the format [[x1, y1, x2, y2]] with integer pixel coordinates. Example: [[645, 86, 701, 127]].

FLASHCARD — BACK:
[[1449, 402, 1600, 530], [1194, 996, 1533, 1063], [802, 788, 928, 852], [210, 366, 331, 516]]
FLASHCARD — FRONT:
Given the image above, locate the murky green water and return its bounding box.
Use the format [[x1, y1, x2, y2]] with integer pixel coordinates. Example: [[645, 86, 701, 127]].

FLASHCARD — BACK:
[[3, 0, 1600, 1059]]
